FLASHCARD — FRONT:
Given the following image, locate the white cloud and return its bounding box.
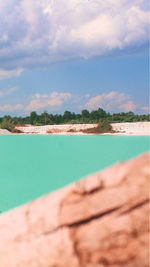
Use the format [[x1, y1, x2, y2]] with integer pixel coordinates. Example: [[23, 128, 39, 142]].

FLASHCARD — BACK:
[[84, 91, 136, 112], [0, 68, 23, 80], [0, 87, 18, 97], [26, 91, 72, 111], [0, 104, 23, 112], [141, 106, 149, 113], [120, 101, 136, 111], [0, 0, 149, 69]]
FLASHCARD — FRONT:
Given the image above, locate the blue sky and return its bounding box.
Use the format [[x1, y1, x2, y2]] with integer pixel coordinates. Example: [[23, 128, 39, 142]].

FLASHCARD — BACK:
[[0, 0, 149, 116]]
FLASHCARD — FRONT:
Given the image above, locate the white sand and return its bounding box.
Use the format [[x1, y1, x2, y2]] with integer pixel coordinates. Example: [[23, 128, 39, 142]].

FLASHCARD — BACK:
[[111, 122, 150, 136], [14, 122, 150, 135], [15, 124, 97, 135], [0, 129, 12, 135]]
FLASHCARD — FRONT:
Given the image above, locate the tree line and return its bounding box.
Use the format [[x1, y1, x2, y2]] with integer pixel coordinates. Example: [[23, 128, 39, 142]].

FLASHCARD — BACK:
[[0, 108, 149, 132]]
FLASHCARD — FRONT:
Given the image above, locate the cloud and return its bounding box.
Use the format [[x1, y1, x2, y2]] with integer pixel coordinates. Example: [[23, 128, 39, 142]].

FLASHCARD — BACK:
[[141, 106, 149, 113], [26, 91, 72, 111], [120, 101, 136, 111], [0, 87, 19, 97], [0, 68, 23, 80], [0, 104, 23, 112], [0, 0, 149, 70], [84, 91, 136, 112]]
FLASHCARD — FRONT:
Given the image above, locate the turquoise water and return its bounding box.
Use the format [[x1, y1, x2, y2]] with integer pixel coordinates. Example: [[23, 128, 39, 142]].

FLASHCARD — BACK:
[[0, 135, 149, 212]]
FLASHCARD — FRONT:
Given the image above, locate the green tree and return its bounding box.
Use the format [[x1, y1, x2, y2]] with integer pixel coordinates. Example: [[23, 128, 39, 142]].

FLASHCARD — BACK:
[[63, 111, 72, 122], [97, 108, 107, 118], [40, 112, 51, 125], [30, 111, 38, 125], [82, 109, 90, 119]]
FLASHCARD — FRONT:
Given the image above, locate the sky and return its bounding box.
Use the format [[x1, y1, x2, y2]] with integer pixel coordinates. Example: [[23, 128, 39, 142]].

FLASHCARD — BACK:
[[0, 0, 149, 116]]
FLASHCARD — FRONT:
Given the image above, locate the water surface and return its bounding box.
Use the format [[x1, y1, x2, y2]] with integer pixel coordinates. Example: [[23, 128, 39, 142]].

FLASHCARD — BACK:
[[0, 135, 149, 212]]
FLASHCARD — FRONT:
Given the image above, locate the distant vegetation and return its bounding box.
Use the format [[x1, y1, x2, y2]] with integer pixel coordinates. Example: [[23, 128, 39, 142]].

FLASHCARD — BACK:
[[0, 108, 149, 132]]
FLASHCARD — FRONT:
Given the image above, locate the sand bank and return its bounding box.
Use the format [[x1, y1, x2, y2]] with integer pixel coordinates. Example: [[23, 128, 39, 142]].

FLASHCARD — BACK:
[[111, 122, 150, 135], [0, 129, 12, 135], [15, 122, 150, 135], [15, 124, 97, 135], [1, 122, 149, 135]]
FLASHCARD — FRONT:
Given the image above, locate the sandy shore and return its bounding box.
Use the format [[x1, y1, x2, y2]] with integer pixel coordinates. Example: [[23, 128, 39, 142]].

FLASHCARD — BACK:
[[0, 129, 12, 135], [0, 122, 150, 135], [15, 124, 97, 135], [111, 122, 150, 136], [15, 122, 150, 135]]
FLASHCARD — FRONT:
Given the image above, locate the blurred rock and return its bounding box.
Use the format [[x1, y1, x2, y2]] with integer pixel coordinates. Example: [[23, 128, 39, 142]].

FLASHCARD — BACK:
[[0, 152, 149, 267]]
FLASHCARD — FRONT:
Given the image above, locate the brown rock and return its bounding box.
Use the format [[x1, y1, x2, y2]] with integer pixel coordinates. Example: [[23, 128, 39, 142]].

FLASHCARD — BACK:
[[0, 153, 149, 267]]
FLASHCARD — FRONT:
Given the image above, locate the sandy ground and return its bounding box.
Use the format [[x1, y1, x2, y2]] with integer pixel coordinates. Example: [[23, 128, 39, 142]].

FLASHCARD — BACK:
[[111, 122, 150, 136], [0, 122, 150, 135], [15, 124, 97, 135], [0, 129, 12, 135], [16, 122, 150, 135]]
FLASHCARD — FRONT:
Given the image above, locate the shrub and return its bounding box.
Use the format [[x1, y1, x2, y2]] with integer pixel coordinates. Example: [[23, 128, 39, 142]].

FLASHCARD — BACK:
[[1, 119, 15, 132], [84, 121, 113, 134]]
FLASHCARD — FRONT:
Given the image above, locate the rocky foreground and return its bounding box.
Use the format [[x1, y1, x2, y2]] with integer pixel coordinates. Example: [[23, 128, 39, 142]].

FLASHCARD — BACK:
[[0, 152, 149, 267]]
